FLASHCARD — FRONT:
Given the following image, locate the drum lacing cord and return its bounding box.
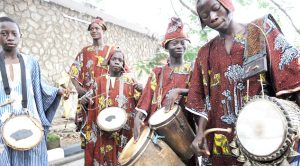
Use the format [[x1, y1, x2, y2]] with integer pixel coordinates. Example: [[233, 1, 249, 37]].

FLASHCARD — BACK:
[[78, 89, 93, 101], [152, 132, 165, 144], [116, 75, 126, 108], [105, 75, 127, 109], [247, 74, 265, 102], [78, 104, 88, 140], [78, 100, 100, 141], [105, 75, 111, 108], [151, 133, 164, 151], [157, 66, 165, 109]]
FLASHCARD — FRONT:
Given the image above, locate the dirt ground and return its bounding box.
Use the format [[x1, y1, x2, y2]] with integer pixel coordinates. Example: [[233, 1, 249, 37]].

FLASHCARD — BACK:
[[49, 109, 80, 148]]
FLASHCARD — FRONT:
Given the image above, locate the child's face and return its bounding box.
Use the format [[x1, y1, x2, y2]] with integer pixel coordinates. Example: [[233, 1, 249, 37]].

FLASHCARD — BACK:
[[0, 21, 20, 51], [109, 52, 124, 73]]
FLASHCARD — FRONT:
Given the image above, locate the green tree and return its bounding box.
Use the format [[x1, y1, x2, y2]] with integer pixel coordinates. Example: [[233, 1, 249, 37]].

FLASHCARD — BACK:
[[133, 44, 199, 80], [133, 48, 168, 78], [134, 0, 300, 80]]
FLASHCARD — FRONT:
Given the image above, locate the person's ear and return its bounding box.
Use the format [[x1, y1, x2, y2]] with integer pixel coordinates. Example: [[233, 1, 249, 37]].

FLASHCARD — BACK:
[[20, 33, 23, 38]]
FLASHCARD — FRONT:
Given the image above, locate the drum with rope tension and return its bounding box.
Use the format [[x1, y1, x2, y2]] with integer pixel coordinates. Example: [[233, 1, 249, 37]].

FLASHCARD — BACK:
[[96, 107, 128, 132], [231, 95, 300, 165], [2, 115, 43, 151], [118, 127, 184, 166], [148, 104, 195, 161]]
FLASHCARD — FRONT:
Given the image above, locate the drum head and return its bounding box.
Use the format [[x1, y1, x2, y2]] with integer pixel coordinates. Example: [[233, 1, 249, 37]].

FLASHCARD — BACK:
[[149, 105, 179, 128], [97, 107, 127, 132], [2, 115, 43, 151], [118, 127, 152, 165], [236, 98, 287, 156]]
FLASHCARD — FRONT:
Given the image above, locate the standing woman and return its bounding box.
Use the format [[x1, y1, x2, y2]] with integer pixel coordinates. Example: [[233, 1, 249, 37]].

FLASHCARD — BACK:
[[69, 16, 115, 165]]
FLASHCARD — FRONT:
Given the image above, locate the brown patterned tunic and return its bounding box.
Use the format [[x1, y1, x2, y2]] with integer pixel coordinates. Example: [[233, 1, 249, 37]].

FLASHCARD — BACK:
[[186, 15, 300, 165], [80, 73, 140, 166]]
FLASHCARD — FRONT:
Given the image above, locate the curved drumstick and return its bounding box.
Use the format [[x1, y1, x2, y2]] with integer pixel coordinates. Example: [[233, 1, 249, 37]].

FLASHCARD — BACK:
[[60, 84, 77, 94], [292, 134, 300, 141], [0, 99, 15, 107], [198, 128, 232, 150], [203, 127, 232, 137]]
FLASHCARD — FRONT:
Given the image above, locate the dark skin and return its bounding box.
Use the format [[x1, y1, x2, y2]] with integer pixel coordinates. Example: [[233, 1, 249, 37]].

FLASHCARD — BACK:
[[71, 22, 105, 105], [109, 51, 124, 77], [197, 0, 246, 54], [109, 51, 143, 91], [133, 38, 189, 142], [164, 39, 189, 111], [106, 52, 144, 136], [0, 21, 69, 99], [193, 0, 300, 157]]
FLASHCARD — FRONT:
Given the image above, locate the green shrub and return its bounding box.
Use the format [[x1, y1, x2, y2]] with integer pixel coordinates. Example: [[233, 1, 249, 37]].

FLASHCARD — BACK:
[[47, 133, 60, 142]]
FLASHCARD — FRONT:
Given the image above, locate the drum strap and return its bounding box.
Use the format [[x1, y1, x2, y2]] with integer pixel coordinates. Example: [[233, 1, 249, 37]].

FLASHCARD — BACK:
[[105, 75, 110, 108], [105, 45, 112, 60], [157, 66, 165, 109], [0, 51, 27, 108], [244, 21, 273, 99], [105, 75, 126, 108], [118, 76, 125, 108]]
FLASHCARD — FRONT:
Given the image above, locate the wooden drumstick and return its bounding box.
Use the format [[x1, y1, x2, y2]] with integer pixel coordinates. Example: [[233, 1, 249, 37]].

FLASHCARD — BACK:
[[0, 99, 15, 107], [203, 127, 232, 137], [198, 128, 232, 150], [60, 84, 77, 94], [292, 134, 300, 141]]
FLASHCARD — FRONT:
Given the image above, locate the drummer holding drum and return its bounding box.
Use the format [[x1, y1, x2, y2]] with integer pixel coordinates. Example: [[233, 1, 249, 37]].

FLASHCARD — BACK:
[[187, 0, 300, 165], [85, 49, 142, 166], [133, 17, 198, 165], [0, 16, 70, 166]]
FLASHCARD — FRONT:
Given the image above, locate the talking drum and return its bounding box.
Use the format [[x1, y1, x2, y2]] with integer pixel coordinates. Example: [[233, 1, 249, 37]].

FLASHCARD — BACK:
[[118, 127, 184, 166], [148, 104, 195, 161], [231, 96, 300, 165], [2, 115, 43, 151], [96, 107, 127, 132]]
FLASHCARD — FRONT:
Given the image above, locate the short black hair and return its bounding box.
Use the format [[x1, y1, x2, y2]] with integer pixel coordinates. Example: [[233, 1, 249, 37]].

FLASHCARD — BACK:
[[0, 16, 21, 33], [164, 41, 170, 49], [0, 16, 16, 23]]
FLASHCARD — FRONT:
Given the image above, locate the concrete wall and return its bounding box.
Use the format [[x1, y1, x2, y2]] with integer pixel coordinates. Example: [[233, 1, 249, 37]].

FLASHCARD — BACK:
[[0, 0, 159, 84]]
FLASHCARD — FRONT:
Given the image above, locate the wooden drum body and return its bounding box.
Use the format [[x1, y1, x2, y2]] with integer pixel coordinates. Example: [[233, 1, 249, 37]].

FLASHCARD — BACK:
[[96, 107, 127, 132], [2, 115, 43, 151], [148, 105, 195, 161], [118, 127, 184, 166], [232, 96, 300, 165]]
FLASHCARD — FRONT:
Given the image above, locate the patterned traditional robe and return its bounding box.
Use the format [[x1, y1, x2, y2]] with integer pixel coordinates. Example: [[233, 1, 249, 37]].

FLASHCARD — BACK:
[[186, 14, 300, 165], [70, 45, 115, 89], [69, 45, 114, 148], [136, 62, 193, 118], [0, 54, 61, 166], [83, 73, 140, 166], [136, 62, 198, 165]]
